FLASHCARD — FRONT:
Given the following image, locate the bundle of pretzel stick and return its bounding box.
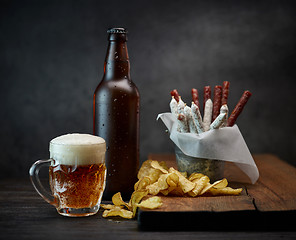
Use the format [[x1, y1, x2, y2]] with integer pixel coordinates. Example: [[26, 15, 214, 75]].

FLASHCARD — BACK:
[[170, 81, 252, 133]]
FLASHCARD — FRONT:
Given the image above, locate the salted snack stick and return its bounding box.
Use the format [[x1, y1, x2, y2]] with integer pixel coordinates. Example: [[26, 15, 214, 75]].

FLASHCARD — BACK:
[[184, 106, 198, 133], [170, 89, 180, 102], [203, 86, 211, 111], [210, 112, 226, 130], [227, 90, 252, 127], [169, 97, 178, 118], [203, 98, 213, 131], [221, 81, 230, 105], [191, 88, 200, 110], [191, 102, 204, 134], [220, 104, 228, 127], [212, 85, 222, 122], [177, 113, 189, 133], [177, 96, 186, 114]]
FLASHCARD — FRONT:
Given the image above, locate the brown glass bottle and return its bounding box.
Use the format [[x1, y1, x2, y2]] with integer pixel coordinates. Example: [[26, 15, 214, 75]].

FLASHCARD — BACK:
[[93, 28, 139, 200]]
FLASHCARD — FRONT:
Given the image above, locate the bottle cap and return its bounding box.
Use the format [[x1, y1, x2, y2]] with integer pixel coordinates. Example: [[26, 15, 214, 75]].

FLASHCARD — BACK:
[[107, 28, 128, 41], [107, 28, 128, 34]]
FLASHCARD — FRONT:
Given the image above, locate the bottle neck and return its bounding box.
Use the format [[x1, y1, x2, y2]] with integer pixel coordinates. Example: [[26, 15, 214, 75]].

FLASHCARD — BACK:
[[104, 40, 130, 80]]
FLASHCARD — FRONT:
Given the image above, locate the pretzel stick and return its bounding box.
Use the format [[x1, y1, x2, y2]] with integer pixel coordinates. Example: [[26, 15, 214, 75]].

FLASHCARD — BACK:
[[169, 97, 178, 118], [203, 86, 211, 112], [212, 85, 222, 122], [210, 113, 226, 130], [184, 106, 197, 133], [203, 99, 213, 131], [177, 113, 189, 133], [220, 104, 228, 127], [191, 102, 204, 134], [227, 90, 252, 127], [170, 89, 180, 102], [191, 88, 200, 110], [177, 96, 186, 114], [221, 81, 230, 105]]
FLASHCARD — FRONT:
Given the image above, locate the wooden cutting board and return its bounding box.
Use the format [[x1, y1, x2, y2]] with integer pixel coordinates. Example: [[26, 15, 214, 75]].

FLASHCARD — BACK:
[[137, 154, 296, 230]]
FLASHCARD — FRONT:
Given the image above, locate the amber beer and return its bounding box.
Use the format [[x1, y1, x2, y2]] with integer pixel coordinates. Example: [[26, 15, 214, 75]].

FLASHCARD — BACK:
[[49, 163, 106, 210], [93, 28, 139, 200], [45, 133, 106, 216]]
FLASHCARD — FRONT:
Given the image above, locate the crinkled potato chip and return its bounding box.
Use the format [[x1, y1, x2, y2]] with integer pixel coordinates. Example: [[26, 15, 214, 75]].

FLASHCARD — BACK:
[[136, 196, 163, 209], [102, 209, 133, 219], [112, 192, 130, 209], [200, 179, 227, 195], [169, 168, 195, 193], [209, 187, 243, 196], [129, 190, 148, 217], [179, 171, 188, 178], [157, 160, 169, 171], [100, 204, 124, 210], [137, 160, 167, 184], [188, 175, 210, 197], [166, 172, 179, 187], [169, 186, 185, 196], [134, 176, 151, 191], [159, 187, 171, 196], [147, 174, 169, 195], [151, 161, 168, 174], [188, 173, 205, 181], [212, 178, 228, 189], [137, 160, 154, 179]]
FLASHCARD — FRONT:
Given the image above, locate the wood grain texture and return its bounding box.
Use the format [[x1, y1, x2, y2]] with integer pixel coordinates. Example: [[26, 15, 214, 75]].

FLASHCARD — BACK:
[[142, 188, 254, 212], [147, 153, 296, 212], [247, 155, 296, 211], [138, 154, 296, 230]]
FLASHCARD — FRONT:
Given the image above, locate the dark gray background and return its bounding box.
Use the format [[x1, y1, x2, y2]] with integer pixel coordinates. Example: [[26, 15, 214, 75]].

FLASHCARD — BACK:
[[1, 0, 295, 179]]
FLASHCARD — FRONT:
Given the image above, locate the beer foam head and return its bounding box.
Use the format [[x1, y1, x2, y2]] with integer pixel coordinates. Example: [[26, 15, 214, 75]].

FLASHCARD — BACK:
[[49, 133, 106, 165]]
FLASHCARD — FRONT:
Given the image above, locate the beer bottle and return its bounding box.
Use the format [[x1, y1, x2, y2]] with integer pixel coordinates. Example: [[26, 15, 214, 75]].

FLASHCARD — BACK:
[[93, 28, 140, 200]]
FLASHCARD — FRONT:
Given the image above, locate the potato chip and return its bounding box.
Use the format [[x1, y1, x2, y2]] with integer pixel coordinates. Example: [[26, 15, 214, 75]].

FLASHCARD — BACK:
[[159, 187, 171, 196], [137, 160, 166, 184], [200, 178, 227, 195], [100, 204, 124, 210], [129, 190, 148, 217], [188, 172, 205, 181], [137, 160, 154, 179], [212, 178, 228, 189], [112, 192, 130, 209], [158, 160, 169, 171], [179, 171, 188, 178], [169, 186, 184, 196], [188, 175, 210, 197], [150, 161, 168, 174], [134, 176, 151, 191], [136, 196, 163, 209], [169, 168, 195, 193], [102, 209, 133, 219], [166, 172, 179, 187], [209, 187, 243, 196], [147, 174, 169, 195]]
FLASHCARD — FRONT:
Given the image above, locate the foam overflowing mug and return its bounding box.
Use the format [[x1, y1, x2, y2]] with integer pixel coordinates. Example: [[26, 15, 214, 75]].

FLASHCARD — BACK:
[[29, 133, 106, 217]]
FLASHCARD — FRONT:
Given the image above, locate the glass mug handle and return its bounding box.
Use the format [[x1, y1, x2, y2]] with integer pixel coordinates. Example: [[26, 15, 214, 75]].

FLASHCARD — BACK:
[[29, 159, 57, 207]]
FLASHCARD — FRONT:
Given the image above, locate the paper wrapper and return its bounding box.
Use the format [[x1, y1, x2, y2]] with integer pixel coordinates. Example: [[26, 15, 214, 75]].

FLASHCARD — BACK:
[[157, 112, 259, 184]]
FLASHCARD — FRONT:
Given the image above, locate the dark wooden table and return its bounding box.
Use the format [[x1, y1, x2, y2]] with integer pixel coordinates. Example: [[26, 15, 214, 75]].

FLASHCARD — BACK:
[[1, 154, 296, 240]]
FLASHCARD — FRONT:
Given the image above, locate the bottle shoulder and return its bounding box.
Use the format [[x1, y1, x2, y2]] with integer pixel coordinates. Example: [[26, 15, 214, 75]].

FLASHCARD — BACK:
[[94, 78, 139, 99]]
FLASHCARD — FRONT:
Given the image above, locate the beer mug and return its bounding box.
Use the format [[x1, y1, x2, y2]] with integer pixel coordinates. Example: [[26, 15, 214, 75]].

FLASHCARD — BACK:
[[29, 133, 106, 217]]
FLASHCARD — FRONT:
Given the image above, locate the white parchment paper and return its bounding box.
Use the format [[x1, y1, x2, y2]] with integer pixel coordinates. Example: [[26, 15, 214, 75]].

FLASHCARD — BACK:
[[157, 112, 259, 184]]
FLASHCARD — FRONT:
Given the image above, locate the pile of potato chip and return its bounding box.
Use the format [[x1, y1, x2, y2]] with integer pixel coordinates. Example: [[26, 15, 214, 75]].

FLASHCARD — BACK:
[[101, 191, 162, 219], [136, 160, 242, 197], [101, 159, 242, 219]]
